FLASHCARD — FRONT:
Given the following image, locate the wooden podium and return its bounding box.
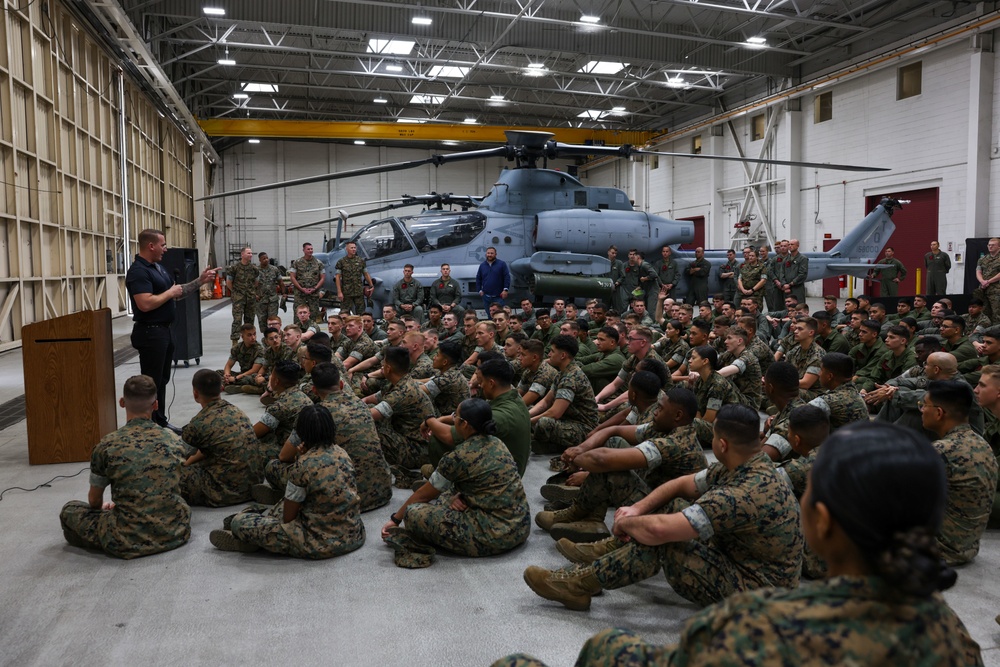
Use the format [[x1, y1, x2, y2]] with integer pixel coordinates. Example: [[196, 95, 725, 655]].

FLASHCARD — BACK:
[[22, 309, 117, 464]]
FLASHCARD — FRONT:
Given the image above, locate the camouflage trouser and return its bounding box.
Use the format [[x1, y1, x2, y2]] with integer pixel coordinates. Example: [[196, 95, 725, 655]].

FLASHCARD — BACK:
[[573, 467, 650, 516], [492, 630, 668, 667], [179, 465, 251, 508], [256, 297, 279, 332], [294, 290, 322, 321], [588, 500, 760, 607], [231, 295, 256, 340], [231, 503, 365, 559], [59, 501, 104, 550], [248, 434, 281, 482], [340, 294, 366, 315], [403, 497, 530, 557], [264, 459, 293, 492], [986, 286, 1000, 324], [531, 417, 590, 455], [376, 422, 427, 470]]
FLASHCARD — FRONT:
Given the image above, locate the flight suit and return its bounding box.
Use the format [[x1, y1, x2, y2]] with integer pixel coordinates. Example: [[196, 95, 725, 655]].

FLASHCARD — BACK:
[[924, 250, 951, 297], [875, 256, 906, 297]]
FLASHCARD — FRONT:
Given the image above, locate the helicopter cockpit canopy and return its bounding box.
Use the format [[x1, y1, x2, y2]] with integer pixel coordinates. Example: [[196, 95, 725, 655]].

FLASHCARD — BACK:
[[351, 211, 487, 259]]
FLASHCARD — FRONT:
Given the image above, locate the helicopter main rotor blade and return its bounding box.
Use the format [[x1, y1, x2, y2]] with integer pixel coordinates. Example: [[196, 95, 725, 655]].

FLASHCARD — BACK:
[[199, 146, 511, 201], [551, 143, 890, 172], [294, 198, 404, 214]]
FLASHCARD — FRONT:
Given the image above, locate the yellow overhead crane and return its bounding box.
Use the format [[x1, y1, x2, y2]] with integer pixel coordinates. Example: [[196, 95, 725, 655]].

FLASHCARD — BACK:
[[197, 119, 657, 147]]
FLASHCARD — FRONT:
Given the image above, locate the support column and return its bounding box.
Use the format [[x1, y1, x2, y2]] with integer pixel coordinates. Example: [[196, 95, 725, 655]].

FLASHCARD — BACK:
[[783, 102, 803, 250], [708, 129, 725, 248], [967, 32, 994, 239]]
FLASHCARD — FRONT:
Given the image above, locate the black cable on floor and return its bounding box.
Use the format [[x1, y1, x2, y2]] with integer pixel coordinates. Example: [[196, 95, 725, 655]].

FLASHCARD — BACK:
[[0, 466, 89, 502]]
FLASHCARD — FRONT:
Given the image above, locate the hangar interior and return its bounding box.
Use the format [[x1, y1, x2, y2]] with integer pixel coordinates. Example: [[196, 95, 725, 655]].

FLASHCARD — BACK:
[[1, 1, 1000, 664]]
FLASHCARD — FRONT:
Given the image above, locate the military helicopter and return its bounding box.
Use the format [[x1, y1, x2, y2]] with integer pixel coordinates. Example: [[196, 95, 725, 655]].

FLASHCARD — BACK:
[[202, 130, 891, 310]]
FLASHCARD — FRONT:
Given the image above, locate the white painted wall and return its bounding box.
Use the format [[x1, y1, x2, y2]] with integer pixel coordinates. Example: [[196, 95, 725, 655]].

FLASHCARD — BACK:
[[582, 39, 993, 296]]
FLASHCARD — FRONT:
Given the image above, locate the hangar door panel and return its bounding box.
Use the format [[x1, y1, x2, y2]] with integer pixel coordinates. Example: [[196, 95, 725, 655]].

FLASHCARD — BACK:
[[677, 216, 705, 251], [865, 188, 939, 297]]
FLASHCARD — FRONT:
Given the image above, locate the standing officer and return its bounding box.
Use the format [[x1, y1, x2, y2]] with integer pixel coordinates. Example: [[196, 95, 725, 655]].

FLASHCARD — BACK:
[[255, 251, 282, 333], [872, 247, 907, 297], [651, 245, 678, 311], [764, 243, 784, 312], [290, 242, 326, 321], [226, 246, 258, 342], [125, 228, 216, 429], [335, 241, 373, 315], [718, 249, 739, 303], [925, 240, 951, 297], [686, 247, 711, 305], [607, 246, 627, 313], [977, 238, 1000, 322], [784, 239, 810, 305]]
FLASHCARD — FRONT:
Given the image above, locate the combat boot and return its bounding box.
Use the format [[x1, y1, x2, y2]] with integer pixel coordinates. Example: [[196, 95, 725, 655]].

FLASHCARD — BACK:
[[241, 385, 265, 395], [549, 517, 611, 543], [210, 529, 259, 553], [535, 504, 590, 532], [555, 536, 623, 565], [523, 565, 602, 611], [251, 483, 284, 506], [539, 482, 581, 504]]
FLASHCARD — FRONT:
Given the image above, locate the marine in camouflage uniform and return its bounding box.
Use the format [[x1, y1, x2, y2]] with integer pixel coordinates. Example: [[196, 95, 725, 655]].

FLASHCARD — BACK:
[[290, 254, 326, 320], [693, 372, 744, 418], [978, 248, 1000, 322], [517, 361, 559, 399], [719, 349, 762, 409], [60, 418, 191, 559], [403, 433, 530, 556], [179, 398, 255, 506], [222, 340, 266, 387], [507, 578, 982, 667], [268, 388, 392, 512], [560, 422, 708, 522], [253, 386, 313, 480], [373, 375, 436, 471], [335, 254, 368, 315], [424, 365, 470, 417], [255, 260, 282, 333], [761, 397, 806, 461], [746, 335, 773, 376], [531, 362, 599, 454], [653, 337, 689, 371], [227, 257, 259, 341], [578, 452, 803, 608], [933, 423, 999, 565], [808, 382, 868, 430], [785, 341, 824, 400], [777, 445, 827, 578], [964, 310, 992, 344], [260, 343, 294, 381], [231, 444, 365, 559], [737, 259, 767, 310], [337, 331, 377, 369]]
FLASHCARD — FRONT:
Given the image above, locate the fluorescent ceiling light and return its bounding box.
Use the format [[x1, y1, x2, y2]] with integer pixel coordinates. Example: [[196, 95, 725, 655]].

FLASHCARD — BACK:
[[412, 17, 432, 25], [367, 39, 415, 55], [248, 139, 260, 144], [427, 65, 469, 78], [611, 106, 626, 112], [524, 64, 547, 77], [386, 65, 403, 72], [527, 63, 545, 69], [577, 110, 605, 119], [463, 117, 477, 124], [579, 15, 600, 24], [409, 94, 445, 104], [443, 141, 459, 146], [665, 76, 688, 88], [373, 97, 388, 103], [490, 94, 505, 101], [203, 7, 225, 16], [745, 36, 767, 47], [243, 83, 277, 93], [217, 58, 236, 66], [578, 61, 627, 75], [232, 93, 249, 99], [397, 118, 427, 123], [354, 140, 366, 145]]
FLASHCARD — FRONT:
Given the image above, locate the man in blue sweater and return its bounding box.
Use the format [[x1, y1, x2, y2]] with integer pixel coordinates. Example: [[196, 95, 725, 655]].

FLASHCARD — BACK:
[[477, 246, 511, 312]]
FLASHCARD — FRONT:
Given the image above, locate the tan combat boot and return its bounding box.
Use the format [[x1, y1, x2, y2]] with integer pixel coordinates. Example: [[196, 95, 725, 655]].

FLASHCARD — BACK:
[[523, 565, 602, 611], [555, 536, 624, 564], [534, 504, 590, 532]]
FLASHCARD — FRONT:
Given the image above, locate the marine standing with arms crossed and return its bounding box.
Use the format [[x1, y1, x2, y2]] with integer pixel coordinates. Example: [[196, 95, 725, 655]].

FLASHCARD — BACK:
[[925, 241, 951, 298], [125, 228, 217, 429], [976, 238, 1000, 322]]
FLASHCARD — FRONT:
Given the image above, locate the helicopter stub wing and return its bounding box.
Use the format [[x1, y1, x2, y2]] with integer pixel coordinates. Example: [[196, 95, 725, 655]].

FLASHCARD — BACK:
[[510, 252, 611, 276]]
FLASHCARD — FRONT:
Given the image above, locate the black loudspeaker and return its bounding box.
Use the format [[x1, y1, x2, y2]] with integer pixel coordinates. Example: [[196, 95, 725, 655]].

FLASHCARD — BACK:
[[161, 248, 203, 364]]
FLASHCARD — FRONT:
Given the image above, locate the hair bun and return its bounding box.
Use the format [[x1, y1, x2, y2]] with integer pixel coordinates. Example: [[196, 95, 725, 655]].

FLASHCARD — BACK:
[[876, 528, 955, 597]]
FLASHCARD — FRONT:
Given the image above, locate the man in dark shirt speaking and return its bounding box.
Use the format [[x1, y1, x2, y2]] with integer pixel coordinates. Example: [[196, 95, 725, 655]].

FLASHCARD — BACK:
[[126, 229, 217, 429]]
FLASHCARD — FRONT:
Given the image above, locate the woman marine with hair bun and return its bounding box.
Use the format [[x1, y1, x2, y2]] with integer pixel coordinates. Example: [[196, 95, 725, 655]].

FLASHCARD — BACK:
[[494, 421, 983, 666]]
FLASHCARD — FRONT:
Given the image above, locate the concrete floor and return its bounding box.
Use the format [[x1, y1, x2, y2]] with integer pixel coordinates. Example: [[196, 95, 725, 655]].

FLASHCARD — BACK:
[[0, 299, 998, 665]]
